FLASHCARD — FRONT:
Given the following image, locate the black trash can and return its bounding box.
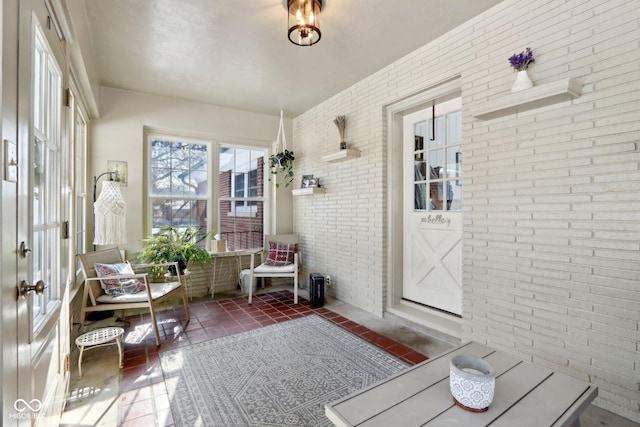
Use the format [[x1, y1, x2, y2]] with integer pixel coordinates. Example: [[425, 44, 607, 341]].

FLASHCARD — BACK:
[[309, 273, 325, 308]]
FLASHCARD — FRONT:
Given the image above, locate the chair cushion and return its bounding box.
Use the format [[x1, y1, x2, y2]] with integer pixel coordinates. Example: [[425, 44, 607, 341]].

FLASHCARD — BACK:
[[94, 261, 146, 297], [264, 241, 297, 266], [96, 281, 182, 303], [254, 263, 296, 273]]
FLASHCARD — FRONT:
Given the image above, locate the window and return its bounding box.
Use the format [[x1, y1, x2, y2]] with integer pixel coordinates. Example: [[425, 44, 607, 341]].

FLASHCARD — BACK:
[[413, 98, 462, 212], [147, 136, 267, 250], [148, 136, 209, 242], [219, 146, 266, 249]]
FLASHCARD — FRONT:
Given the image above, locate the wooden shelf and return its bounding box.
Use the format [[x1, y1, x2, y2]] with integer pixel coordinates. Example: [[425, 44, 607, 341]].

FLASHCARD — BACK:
[[470, 78, 582, 120], [292, 187, 326, 196], [322, 148, 361, 163]]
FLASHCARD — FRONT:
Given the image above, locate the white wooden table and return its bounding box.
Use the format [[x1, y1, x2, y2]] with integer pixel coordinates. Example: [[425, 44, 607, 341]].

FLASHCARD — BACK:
[[326, 341, 597, 427]]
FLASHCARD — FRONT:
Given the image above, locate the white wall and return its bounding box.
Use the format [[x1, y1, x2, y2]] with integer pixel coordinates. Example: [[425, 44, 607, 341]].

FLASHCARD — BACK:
[[90, 87, 294, 257], [293, 0, 639, 421]]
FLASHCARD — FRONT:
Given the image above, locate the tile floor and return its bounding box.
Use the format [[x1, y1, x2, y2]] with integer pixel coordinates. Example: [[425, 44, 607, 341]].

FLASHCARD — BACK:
[[61, 286, 640, 427]]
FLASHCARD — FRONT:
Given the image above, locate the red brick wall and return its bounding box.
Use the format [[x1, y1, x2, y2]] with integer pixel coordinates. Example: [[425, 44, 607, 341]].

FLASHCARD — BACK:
[[218, 156, 264, 249]]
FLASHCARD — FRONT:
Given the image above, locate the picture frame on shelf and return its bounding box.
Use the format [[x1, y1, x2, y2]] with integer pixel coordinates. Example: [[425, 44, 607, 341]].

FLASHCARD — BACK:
[[301, 174, 313, 188], [308, 178, 320, 187]]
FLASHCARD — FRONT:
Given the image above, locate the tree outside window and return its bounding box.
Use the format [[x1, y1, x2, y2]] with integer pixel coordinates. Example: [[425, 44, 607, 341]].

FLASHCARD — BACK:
[[149, 138, 209, 244]]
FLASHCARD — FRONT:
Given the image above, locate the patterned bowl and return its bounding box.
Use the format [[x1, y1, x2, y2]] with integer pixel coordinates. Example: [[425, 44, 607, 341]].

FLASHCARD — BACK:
[[450, 355, 496, 412]]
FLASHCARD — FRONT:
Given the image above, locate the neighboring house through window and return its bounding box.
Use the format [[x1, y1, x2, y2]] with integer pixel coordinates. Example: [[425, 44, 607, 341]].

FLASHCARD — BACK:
[[219, 146, 265, 250]]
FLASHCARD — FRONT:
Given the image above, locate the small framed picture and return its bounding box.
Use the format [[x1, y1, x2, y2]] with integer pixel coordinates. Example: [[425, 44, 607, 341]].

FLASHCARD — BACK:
[[301, 174, 313, 188], [107, 160, 128, 186], [308, 178, 320, 187]]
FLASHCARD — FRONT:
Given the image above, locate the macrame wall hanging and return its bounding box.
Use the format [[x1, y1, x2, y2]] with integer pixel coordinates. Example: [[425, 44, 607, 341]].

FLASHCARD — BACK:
[[269, 110, 295, 188], [93, 180, 127, 245]]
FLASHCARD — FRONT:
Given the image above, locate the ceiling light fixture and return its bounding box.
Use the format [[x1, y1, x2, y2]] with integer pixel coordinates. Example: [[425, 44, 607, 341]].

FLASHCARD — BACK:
[[288, 0, 322, 46]]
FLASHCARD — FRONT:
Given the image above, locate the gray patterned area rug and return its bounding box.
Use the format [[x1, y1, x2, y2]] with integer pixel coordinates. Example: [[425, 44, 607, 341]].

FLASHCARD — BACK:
[[160, 314, 408, 426]]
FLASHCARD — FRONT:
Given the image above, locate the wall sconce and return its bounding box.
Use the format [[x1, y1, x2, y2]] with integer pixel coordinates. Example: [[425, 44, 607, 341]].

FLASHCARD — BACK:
[[288, 0, 322, 46]]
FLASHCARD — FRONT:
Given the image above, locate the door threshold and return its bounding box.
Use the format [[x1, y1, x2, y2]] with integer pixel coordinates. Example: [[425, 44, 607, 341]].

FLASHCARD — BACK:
[[386, 300, 462, 345]]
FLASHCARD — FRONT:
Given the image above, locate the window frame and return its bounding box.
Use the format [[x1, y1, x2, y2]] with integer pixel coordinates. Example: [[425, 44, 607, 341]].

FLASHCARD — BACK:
[[144, 132, 270, 249]]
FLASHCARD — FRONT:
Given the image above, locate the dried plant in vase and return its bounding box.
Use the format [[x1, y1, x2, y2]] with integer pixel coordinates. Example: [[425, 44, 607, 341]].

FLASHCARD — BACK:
[[334, 115, 347, 150]]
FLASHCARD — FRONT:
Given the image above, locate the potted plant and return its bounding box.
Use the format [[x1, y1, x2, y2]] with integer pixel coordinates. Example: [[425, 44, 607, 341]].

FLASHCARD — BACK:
[[138, 226, 212, 275], [269, 149, 295, 188]]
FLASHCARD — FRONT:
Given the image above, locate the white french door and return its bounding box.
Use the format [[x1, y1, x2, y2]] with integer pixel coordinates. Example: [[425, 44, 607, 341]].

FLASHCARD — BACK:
[[402, 98, 463, 316], [12, 2, 70, 425]]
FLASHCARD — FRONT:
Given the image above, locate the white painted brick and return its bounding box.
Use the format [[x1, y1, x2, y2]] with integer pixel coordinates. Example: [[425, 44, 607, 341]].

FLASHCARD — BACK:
[[292, 0, 640, 420]]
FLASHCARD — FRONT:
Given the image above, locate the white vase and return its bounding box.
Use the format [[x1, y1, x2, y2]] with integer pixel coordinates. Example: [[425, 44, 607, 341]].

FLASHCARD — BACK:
[[511, 70, 533, 92]]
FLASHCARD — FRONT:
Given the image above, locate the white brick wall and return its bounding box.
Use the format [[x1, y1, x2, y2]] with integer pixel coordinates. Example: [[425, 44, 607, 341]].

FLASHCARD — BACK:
[[293, 0, 640, 421]]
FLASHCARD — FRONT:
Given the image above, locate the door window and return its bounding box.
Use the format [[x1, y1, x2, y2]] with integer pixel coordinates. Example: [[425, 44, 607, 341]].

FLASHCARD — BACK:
[[413, 100, 462, 212], [31, 22, 62, 335]]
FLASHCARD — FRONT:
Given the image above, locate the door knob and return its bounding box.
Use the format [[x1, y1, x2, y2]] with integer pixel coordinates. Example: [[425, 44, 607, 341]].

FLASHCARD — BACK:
[[18, 280, 46, 299]]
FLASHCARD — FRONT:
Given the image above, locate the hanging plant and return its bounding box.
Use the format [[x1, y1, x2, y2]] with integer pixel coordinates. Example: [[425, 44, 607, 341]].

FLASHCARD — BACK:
[[269, 110, 295, 188], [269, 149, 295, 188]]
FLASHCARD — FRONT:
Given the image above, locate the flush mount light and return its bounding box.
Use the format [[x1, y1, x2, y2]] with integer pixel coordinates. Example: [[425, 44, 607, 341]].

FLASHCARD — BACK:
[[288, 0, 322, 46]]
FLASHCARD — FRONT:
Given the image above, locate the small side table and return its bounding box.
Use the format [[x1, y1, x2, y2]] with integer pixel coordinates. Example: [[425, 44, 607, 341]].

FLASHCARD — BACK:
[[75, 327, 124, 377], [208, 250, 255, 298]]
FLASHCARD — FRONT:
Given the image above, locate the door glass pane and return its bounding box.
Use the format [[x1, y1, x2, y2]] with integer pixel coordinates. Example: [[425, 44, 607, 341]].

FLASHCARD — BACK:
[[413, 122, 427, 212], [32, 231, 44, 323], [33, 138, 44, 224], [446, 111, 462, 144], [428, 116, 443, 148], [429, 149, 444, 179], [446, 145, 461, 179], [46, 143, 57, 222], [414, 183, 426, 210], [449, 180, 462, 211]]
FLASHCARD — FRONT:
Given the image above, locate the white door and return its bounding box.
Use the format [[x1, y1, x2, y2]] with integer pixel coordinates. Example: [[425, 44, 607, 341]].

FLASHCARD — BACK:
[[402, 98, 463, 315], [11, 2, 70, 424]]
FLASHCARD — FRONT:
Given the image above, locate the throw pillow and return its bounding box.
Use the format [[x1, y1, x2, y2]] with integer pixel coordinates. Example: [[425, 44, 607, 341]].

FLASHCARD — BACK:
[[94, 261, 146, 297], [264, 241, 297, 267]]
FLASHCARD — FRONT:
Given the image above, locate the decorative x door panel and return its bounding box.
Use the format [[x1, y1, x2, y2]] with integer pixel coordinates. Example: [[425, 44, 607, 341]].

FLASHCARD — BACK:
[[404, 216, 462, 315]]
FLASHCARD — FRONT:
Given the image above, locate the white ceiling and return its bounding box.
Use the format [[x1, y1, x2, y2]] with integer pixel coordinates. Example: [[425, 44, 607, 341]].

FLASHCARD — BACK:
[[81, 0, 504, 117]]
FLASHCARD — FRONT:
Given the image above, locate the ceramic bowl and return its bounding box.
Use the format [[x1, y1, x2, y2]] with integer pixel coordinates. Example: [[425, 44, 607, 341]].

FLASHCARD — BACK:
[[450, 355, 496, 412]]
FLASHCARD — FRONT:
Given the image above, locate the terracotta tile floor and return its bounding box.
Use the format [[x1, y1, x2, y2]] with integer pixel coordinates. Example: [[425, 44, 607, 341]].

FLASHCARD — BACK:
[[119, 291, 428, 427]]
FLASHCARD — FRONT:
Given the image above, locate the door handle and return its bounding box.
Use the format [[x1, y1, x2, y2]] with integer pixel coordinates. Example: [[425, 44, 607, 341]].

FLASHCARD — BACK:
[[17, 280, 46, 300], [19, 241, 32, 258]]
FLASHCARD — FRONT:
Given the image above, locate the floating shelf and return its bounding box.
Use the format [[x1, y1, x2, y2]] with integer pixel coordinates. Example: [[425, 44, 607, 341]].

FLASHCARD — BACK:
[[322, 148, 361, 163], [292, 187, 326, 196], [470, 78, 582, 120]]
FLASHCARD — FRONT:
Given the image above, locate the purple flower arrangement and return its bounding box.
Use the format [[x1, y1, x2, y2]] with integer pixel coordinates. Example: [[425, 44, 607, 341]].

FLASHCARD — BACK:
[[508, 47, 535, 71]]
